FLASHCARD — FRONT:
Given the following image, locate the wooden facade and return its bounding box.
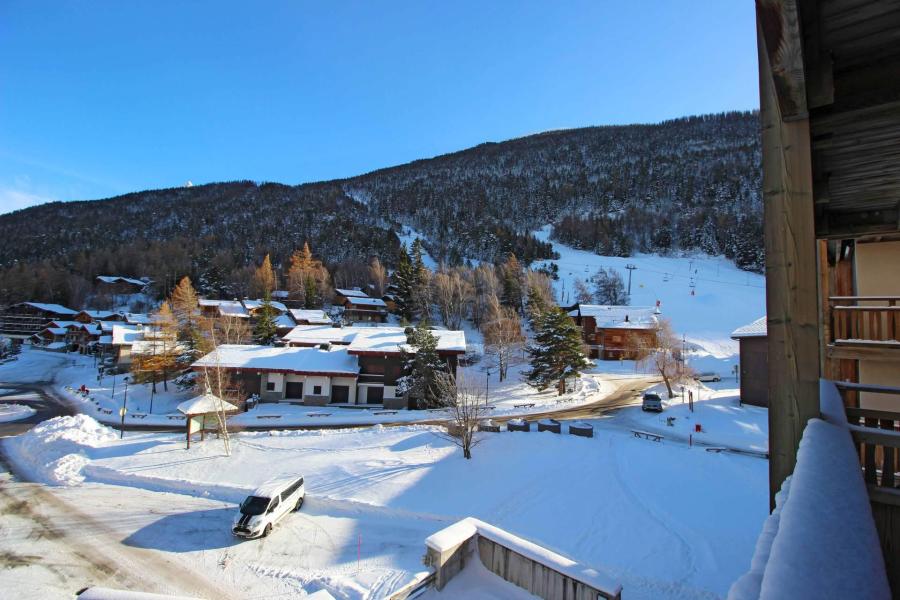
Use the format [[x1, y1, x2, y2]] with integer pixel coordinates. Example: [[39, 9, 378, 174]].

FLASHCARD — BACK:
[[0, 302, 77, 339], [738, 336, 769, 407], [757, 0, 900, 592], [566, 304, 659, 360]]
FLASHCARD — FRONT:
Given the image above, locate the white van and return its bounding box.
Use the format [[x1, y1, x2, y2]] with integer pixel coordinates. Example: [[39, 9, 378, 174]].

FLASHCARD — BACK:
[[233, 476, 305, 539]]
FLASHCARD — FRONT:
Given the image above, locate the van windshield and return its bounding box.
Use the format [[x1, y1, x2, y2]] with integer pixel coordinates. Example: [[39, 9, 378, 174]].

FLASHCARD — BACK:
[[239, 496, 270, 515]]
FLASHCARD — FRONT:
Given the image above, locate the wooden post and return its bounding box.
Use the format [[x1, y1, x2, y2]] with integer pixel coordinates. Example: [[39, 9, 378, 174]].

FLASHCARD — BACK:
[[757, 4, 821, 510]]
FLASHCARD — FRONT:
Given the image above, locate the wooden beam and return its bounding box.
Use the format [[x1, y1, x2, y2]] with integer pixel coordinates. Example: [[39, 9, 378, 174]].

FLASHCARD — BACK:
[[757, 0, 809, 120], [758, 14, 820, 511]]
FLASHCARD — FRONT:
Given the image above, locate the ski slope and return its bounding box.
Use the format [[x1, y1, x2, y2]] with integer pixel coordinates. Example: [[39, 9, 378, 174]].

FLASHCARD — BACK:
[[534, 226, 766, 372]]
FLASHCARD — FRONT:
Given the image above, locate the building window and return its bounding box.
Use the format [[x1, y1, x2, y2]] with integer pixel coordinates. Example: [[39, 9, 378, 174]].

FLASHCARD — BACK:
[[313, 385, 322, 395], [266, 381, 275, 392]]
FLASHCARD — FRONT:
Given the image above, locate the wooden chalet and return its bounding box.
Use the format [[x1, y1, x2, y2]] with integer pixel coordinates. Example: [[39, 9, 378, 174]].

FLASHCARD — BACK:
[[0, 302, 77, 340], [565, 303, 660, 360], [74, 310, 125, 323], [333, 287, 369, 305], [342, 296, 388, 323], [753, 0, 900, 593], [247, 324, 469, 408], [95, 275, 149, 295]]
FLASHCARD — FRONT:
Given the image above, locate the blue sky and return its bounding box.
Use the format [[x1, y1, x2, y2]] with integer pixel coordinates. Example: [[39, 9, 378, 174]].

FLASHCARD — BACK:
[[0, 1, 758, 214]]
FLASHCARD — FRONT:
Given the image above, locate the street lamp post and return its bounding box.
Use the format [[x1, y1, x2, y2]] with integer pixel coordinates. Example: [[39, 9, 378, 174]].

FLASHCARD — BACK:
[[120, 376, 130, 439], [485, 369, 491, 403]]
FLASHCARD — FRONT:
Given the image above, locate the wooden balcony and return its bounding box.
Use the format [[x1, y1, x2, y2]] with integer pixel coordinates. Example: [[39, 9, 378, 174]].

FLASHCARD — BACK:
[[827, 296, 900, 361], [831, 380, 900, 595]]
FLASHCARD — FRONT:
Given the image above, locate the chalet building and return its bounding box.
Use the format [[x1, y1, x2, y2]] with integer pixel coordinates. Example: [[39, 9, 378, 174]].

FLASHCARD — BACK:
[[31, 326, 68, 350], [197, 324, 468, 408], [334, 288, 369, 305], [95, 275, 150, 296], [731, 316, 767, 407], [565, 303, 660, 360], [342, 296, 388, 323], [289, 309, 332, 326], [736, 2, 899, 594], [0, 302, 77, 340], [74, 310, 126, 323]]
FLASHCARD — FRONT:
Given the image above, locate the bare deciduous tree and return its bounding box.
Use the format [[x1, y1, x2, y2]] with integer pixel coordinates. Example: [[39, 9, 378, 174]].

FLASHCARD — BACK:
[[434, 372, 489, 460], [572, 277, 593, 304], [432, 268, 473, 330], [483, 294, 524, 381], [637, 318, 685, 398], [368, 257, 388, 298], [471, 264, 499, 330]]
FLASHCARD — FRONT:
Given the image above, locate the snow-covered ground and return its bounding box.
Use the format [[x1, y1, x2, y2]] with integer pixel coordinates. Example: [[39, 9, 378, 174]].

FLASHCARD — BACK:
[[533, 226, 766, 378], [0, 347, 633, 429], [0, 403, 36, 423], [2, 386, 768, 600]]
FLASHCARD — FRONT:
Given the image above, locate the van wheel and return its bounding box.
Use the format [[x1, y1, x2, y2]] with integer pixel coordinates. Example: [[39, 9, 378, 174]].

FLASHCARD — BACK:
[[295, 496, 304, 511], [263, 524, 272, 538]]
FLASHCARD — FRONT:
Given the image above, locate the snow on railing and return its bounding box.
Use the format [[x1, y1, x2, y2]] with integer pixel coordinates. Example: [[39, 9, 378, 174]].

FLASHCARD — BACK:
[[728, 380, 890, 600], [425, 517, 622, 599]]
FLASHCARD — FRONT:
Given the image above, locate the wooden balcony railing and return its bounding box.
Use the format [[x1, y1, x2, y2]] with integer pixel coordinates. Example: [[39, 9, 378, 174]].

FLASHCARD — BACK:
[[833, 381, 900, 503], [827, 296, 900, 360]]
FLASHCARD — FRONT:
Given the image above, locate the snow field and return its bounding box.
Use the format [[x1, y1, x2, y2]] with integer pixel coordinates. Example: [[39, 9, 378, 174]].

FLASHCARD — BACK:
[[3, 400, 769, 600]]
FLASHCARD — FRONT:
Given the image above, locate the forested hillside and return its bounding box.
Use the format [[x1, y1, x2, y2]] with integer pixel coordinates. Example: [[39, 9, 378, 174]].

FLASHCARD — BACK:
[[0, 110, 761, 306]]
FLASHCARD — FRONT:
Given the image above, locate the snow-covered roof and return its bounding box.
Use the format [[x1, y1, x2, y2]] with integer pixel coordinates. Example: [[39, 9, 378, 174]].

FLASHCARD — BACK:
[[574, 304, 660, 330], [344, 297, 387, 308], [282, 325, 466, 354], [243, 299, 288, 313], [96, 275, 148, 287], [45, 341, 67, 350], [111, 325, 145, 346], [22, 302, 76, 315], [217, 301, 249, 318], [43, 327, 67, 336], [731, 316, 767, 339], [252, 475, 305, 500], [177, 393, 239, 415], [46, 320, 82, 329], [282, 325, 359, 345], [98, 335, 112, 345], [335, 288, 369, 298], [193, 344, 360, 376], [198, 298, 229, 307], [76, 309, 119, 320], [289, 309, 332, 325], [271, 290, 289, 299], [81, 324, 101, 335], [124, 313, 152, 325], [274, 314, 296, 329]]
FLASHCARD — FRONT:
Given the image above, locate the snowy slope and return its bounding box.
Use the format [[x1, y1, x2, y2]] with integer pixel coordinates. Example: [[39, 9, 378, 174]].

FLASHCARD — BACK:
[[534, 226, 766, 369]]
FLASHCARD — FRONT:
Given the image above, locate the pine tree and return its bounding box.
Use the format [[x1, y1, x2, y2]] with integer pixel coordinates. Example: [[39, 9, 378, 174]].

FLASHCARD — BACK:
[[500, 253, 524, 313], [253, 292, 278, 345], [525, 307, 591, 395], [397, 322, 447, 408], [392, 243, 415, 321], [410, 239, 431, 318]]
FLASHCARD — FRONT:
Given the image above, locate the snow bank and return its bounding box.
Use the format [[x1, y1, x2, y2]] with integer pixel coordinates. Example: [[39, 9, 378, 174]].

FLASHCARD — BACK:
[[0, 403, 36, 423], [728, 416, 890, 600], [3, 415, 117, 485]]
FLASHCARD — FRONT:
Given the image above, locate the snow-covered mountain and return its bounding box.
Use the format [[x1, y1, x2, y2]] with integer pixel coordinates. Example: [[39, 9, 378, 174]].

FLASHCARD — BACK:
[[0, 110, 760, 306]]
